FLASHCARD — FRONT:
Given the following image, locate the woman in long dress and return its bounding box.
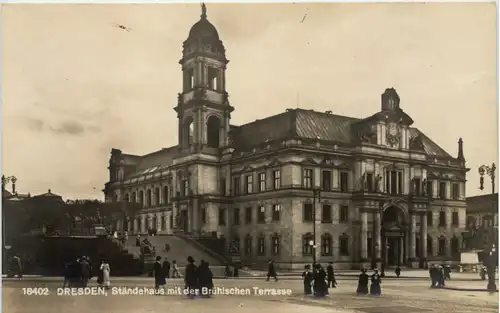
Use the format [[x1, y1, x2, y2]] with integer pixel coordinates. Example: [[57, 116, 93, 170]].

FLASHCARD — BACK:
[[356, 269, 369, 295], [100, 260, 111, 289], [370, 269, 382, 296]]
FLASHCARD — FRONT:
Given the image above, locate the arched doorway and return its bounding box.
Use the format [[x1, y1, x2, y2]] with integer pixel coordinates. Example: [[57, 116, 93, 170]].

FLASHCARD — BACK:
[[381, 205, 407, 267]]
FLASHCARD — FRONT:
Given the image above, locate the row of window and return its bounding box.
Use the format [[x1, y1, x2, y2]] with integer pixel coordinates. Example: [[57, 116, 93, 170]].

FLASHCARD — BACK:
[[124, 186, 172, 208], [232, 170, 282, 196], [236, 233, 349, 257], [427, 211, 460, 227], [364, 236, 461, 258]]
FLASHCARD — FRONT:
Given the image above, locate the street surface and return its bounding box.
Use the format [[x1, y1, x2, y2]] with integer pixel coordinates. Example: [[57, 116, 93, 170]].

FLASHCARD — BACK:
[[2, 277, 498, 313]]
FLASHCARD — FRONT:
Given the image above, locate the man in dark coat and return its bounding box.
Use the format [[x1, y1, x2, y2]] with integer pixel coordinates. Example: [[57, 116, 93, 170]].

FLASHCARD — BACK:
[[356, 269, 369, 295], [184, 256, 198, 298], [80, 257, 91, 287], [266, 260, 278, 282], [71, 258, 82, 287], [154, 256, 166, 293], [326, 262, 336, 288], [313, 264, 328, 297], [429, 264, 437, 288], [162, 258, 171, 279], [198, 261, 214, 297], [302, 265, 313, 295]]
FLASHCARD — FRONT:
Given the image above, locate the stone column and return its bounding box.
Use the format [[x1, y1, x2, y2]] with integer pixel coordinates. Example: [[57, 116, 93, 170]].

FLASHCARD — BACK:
[[140, 215, 146, 234], [374, 210, 382, 259], [192, 199, 199, 234], [133, 218, 138, 234], [148, 215, 153, 230], [187, 206, 192, 233], [399, 237, 404, 265], [156, 214, 162, 232], [360, 211, 368, 259], [409, 214, 417, 258], [127, 220, 132, 232], [420, 213, 428, 259]]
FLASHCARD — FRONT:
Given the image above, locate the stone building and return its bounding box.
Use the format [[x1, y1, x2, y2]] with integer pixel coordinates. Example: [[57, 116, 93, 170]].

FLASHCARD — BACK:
[[103, 5, 468, 269]]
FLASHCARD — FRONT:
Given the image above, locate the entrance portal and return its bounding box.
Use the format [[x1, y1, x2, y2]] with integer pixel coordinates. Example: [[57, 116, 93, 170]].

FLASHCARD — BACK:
[[381, 205, 407, 267]]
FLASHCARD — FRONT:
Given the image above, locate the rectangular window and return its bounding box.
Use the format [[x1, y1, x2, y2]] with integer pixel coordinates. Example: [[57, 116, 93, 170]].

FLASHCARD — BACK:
[[245, 175, 253, 194], [452, 212, 459, 226], [414, 178, 421, 196], [258, 173, 266, 192], [367, 237, 373, 259], [303, 203, 314, 222], [427, 211, 433, 226], [340, 206, 349, 222], [233, 208, 240, 226], [257, 206, 266, 224], [303, 235, 313, 255], [340, 172, 349, 193], [322, 170, 332, 191], [272, 236, 280, 255], [244, 236, 252, 256], [439, 182, 446, 199], [427, 180, 433, 198], [452, 183, 459, 200], [321, 204, 332, 223], [366, 173, 374, 192], [201, 207, 206, 225], [218, 208, 226, 226], [397, 172, 403, 194], [340, 237, 349, 256], [245, 207, 252, 224], [220, 178, 226, 196], [390, 171, 397, 195], [272, 204, 281, 222], [438, 238, 446, 256], [183, 180, 189, 197], [439, 212, 446, 227], [272, 170, 281, 190], [208, 67, 218, 91], [184, 68, 194, 91], [233, 177, 241, 196], [303, 169, 313, 188], [258, 237, 265, 256]]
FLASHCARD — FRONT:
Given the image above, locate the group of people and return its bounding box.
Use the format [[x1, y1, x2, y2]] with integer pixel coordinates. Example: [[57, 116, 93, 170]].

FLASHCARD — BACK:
[[301, 262, 337, 297], [154, 256, 214, 297], [356, 269, 382, 296], [62, 257, 111, 289], [429, 264, 451, 288]]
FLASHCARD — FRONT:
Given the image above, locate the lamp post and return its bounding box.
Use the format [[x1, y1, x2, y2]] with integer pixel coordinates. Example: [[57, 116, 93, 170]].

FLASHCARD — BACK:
[[311, 188, 321, 265], [479, 164, 497, 291]]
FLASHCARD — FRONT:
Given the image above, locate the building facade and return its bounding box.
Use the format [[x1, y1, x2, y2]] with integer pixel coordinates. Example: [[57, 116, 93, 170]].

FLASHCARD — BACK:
[[104, 6, 468, 269]]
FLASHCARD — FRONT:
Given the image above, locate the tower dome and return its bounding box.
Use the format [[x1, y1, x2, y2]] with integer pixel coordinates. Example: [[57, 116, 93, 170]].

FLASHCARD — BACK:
[[182, 3, 226, 62]]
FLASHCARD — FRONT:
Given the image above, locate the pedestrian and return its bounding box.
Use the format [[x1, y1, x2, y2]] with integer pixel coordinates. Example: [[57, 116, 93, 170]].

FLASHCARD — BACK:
[[429, 264, 437, 288], [266, 259, 278, 282], [302, 265, 313, 295], [71, 257, 82, 287], [370, 269, 382, 296], [198, 261, 214, 297], [154, 256, 166, 293], [162, 258, 171, 279], [356, 269, 369, 295], [100, 259, 111, 289], [63, 261, 72, 288], [225, 264, 231, 278], [172, 260, 181, 278], [233, 263, 239, 278], [124, 231, 128, 242], [394, 266, 401, 278], [326, 262, 337, 288], [80, 257, 91, 288], [136, 235, 141, 247], [437, 266, 445, 287], [312, 263, 328, 297], [444, 265, 451, 280], [184, 256, 198, 298]]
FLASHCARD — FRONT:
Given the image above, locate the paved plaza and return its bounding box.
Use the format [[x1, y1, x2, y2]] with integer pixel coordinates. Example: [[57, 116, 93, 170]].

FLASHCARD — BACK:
[[2, 277, 498, 313]]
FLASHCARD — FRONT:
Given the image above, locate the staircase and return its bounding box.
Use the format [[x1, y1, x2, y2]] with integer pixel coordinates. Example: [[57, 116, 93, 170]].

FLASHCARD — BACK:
[[125, 235, 224, 267]]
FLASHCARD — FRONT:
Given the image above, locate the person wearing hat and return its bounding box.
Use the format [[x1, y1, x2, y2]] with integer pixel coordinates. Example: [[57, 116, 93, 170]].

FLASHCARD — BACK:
[[302, 265, 313, 295], [429, 264, 438, 288], [437, 265, 445, 288], [184, 256, 198, 297], [443, 265, 451, 280], [80, 256, 91, 288], [370, 269, 382, 296], [356, 268, 369, 295], [154, 256, 166, 293]]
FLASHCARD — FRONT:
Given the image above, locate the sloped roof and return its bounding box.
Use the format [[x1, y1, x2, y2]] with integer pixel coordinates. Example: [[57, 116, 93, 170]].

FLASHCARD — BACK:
[[467, 194, 498, 214], [231, 108, 454, 159]]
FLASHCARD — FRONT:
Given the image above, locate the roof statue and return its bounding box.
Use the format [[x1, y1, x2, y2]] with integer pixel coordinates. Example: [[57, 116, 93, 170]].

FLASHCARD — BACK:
[[201, 3, 207, 19]]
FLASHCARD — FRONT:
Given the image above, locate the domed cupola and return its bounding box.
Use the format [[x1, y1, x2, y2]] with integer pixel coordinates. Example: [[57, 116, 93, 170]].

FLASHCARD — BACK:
[[181, 3, 227, 62]]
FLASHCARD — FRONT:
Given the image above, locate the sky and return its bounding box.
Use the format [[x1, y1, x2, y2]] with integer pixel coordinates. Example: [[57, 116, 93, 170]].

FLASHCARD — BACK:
[[1, 3, 497, 200]]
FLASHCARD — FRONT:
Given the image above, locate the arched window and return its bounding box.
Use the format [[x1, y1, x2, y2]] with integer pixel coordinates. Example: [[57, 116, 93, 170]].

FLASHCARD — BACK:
[[139, 191, 144, 207], [439, 211, 446, 227], [154, 188, 160, 206], [451, 236, 460, 256], [438, 236, 446, 256], [146, 189, 152, 207], [244, 234, 252, 256], [321, 233, 333, 256], [427, 236, 433, 256], [207, 116, 221, 148], [302, 233, 313, 256], [183, 117, 194, 146], [271, 233, 280, 256]]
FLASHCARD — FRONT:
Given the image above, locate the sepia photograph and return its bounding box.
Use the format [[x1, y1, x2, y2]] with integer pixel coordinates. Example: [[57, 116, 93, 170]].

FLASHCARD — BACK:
[[1, 2, 498, 313]]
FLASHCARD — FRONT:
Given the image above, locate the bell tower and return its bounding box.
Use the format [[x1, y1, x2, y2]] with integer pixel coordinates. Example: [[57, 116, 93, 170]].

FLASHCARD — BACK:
[[175, 3, 234, 152]]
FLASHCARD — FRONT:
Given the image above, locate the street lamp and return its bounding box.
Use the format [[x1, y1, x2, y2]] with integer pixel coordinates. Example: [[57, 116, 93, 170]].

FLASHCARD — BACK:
[[311, 188, 321, 265]]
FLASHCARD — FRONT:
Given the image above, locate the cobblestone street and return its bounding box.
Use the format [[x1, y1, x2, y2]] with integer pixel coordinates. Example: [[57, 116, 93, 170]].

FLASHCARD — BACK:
[[3, 278, 498, 313]]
